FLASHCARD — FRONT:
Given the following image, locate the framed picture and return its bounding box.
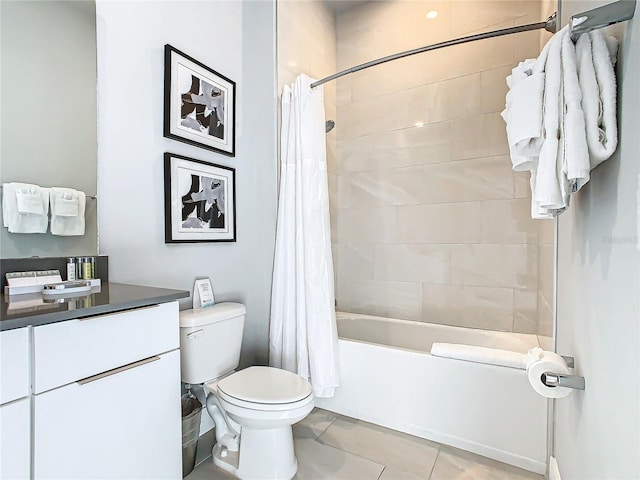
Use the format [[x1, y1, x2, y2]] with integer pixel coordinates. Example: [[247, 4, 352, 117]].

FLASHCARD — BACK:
[[164, 153, 236, 243], [164, 44, 236, 156]]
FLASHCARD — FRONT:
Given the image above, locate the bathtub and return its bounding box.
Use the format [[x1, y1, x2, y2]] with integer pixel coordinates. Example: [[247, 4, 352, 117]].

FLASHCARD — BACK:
[[316, 312, 548, 474]]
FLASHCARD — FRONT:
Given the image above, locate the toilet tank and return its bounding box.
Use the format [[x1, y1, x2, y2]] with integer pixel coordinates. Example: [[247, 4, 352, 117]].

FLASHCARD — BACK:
[[179, 302, 246, 384]]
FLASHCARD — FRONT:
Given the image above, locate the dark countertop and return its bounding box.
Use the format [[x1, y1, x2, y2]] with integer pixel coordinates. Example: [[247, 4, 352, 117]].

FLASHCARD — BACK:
[[1, 283, 190, 331]]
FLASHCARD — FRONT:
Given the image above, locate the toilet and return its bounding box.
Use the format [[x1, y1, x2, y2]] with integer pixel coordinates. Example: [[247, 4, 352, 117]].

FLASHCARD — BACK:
[[179, 303, 314, 480]]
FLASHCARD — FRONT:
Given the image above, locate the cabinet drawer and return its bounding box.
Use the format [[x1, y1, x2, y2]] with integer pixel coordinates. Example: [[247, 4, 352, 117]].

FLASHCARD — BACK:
[[34, 301, 179, 393], [34, 350, 181, 480], [0, 327, 30, 404]]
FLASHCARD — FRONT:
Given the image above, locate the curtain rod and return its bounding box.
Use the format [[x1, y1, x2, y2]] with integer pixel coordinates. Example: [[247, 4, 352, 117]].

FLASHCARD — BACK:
[[311, 0, 636, 89], [0, 185, 97, 200], [310, 14, 557, 89]]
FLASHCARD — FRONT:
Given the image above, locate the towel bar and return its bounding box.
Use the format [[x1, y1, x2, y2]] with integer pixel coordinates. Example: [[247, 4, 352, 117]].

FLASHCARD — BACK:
[[570, 0, 637, 41], [0, 184, 97, 200]]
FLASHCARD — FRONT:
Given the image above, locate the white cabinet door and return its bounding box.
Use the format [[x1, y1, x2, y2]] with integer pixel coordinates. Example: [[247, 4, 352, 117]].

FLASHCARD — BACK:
[[34, 350, 181, 480], [0, 398, 31, 480], [0, 327, 30, 404]]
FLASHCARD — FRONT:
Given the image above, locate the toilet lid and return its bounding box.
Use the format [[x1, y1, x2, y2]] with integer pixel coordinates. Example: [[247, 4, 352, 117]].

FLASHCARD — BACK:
[[217, 366, 312, 405]]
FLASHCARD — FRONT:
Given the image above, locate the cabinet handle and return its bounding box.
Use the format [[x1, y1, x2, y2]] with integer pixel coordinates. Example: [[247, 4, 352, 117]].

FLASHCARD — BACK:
[[77, 356, 160, 385], [78, 304, 160, 321]]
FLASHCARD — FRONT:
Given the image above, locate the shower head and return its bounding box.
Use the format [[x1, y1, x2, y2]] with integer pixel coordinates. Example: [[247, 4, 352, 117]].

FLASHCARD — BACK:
[[325, 120, 335, 133]]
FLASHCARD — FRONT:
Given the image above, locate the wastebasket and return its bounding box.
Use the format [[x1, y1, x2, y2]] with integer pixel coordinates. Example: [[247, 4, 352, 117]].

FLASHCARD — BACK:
[[181, 395, 203, 477]]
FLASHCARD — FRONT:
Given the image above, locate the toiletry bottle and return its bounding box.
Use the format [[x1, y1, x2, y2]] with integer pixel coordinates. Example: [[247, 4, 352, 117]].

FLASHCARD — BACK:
[[90, 257, 97, 279], [76, 257, 84, 279], [66, 258, 76, 281], [82, 257, 93, 279]]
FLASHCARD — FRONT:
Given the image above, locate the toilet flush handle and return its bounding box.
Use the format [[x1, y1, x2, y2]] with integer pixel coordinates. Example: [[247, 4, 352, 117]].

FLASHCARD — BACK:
[[187, 329, 204, 339]]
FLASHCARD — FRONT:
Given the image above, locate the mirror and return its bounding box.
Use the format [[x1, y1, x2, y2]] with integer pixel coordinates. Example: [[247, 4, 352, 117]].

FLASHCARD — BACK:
[[0, 0, 97, 258]]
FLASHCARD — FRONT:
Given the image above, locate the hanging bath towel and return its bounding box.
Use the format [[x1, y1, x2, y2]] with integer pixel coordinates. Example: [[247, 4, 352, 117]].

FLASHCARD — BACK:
[[576, 31, 619, 169], [50, 187, 86, 236], [269, 74, 340, 398], [2, 182, 50, 233]]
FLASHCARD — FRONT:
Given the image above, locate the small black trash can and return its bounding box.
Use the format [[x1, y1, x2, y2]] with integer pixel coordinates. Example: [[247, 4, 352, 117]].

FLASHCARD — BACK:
[[181, 395, 202, 477]]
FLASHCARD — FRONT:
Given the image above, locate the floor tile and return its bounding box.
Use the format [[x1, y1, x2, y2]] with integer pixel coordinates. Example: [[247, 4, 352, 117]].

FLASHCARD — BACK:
[[379, 466, 426, 479], [186, 458, 236, 480], [293, 407, 339, 439], [429, 447, 544, 480], [294, 437, 384, 480], [318, 416, 439, 478]]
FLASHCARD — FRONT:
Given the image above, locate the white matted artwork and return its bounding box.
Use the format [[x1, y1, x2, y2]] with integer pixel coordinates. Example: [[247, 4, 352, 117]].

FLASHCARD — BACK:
[[164, 153, 236, 243], [164, 44, 236, 156]]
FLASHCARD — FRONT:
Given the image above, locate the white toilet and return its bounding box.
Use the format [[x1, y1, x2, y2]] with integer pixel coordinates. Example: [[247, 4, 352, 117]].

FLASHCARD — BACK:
[[179, 303, 314, 480]]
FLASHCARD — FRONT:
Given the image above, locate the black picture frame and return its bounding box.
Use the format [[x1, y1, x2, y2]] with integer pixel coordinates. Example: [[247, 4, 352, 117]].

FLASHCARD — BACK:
[[164, 44, 236, 157], [164, 153, 236, 243]]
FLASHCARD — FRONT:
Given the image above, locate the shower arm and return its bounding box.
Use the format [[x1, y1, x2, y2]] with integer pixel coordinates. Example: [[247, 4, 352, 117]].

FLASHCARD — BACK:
[[311, 0, 636, 89]]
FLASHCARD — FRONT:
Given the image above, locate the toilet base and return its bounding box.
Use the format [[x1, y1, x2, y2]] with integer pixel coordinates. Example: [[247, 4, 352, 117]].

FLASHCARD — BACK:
[[213, 443, 239, 475], [213, 426, 298, 480]]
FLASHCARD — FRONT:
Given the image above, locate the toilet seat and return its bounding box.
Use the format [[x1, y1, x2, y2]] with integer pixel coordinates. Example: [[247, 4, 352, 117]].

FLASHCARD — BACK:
[[216, 366, 313, 411]]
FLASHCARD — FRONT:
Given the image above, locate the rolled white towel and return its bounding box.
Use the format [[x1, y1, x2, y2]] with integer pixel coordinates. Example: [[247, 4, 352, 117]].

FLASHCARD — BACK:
[[430, 343, 527, 370]]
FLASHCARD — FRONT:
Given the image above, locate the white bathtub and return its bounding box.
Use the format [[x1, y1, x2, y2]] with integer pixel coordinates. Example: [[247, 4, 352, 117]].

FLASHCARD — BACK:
[[316, 312, 548, 474]]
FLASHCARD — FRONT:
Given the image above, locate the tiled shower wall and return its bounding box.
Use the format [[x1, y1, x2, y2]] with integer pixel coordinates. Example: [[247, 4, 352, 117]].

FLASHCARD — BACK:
[[332, 0, 555, 335], [277, 0, 337, 176]]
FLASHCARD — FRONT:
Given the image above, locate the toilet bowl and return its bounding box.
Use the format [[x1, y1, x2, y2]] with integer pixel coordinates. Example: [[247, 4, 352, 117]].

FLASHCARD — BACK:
[[179, 304, 314, 480], [206, 366, 314, 480]]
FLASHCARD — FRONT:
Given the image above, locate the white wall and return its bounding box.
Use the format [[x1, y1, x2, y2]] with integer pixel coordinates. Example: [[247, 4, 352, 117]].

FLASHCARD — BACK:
[[96, 0, 277, 367], [555, 1, 639, 478]]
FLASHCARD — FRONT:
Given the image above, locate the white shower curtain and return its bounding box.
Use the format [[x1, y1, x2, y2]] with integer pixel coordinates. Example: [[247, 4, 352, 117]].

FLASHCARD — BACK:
[[269, 74, 340, 398]]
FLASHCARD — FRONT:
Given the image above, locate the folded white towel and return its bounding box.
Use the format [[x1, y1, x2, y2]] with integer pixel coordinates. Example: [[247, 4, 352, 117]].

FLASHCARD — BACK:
[[506, 59, 536, 88], [535, 27, 567, 211], [576, 31, 618, 169], [561, 32, 591, 193], [502, 24, 621, 219], [503, 73, 546, 167], [430, 343, 527, 369], [2, 183, 49, 233], [529, 171, 556, 219], [50, 187, 86, 236]]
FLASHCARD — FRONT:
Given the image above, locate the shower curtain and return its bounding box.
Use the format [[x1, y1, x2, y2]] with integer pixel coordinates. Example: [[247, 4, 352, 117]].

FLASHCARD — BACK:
[[269, 74, 340, 398]]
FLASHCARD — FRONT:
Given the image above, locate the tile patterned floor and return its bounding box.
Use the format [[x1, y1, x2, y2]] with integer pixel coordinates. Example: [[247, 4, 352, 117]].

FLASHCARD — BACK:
[[186, 408, 544, 480]]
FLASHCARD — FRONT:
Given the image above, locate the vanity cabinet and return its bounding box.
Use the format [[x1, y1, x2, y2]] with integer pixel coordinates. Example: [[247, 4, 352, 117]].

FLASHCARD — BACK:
[[0, 327, 31, 479], [30, 301, 182, 479]]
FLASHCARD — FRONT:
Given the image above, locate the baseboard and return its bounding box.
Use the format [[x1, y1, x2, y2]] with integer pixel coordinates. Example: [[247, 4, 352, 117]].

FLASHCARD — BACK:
[[549, 456, 561, 480]]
